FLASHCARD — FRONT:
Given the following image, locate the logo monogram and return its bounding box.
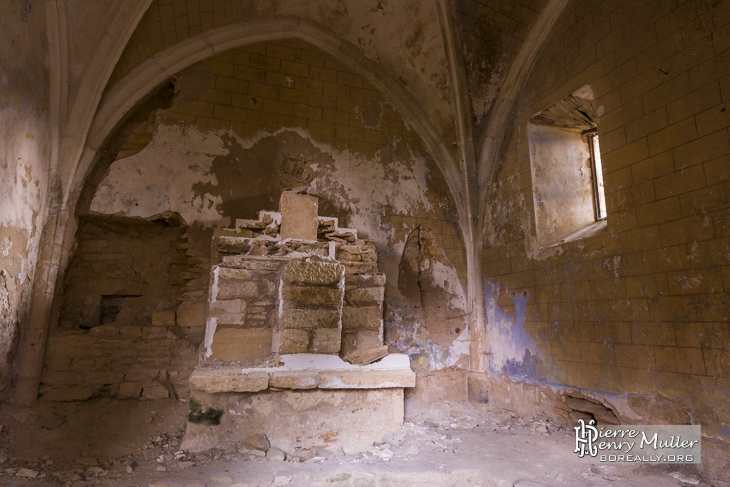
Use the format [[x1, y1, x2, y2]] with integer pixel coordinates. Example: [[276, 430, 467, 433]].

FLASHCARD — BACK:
[[574, 418, 599, 457]]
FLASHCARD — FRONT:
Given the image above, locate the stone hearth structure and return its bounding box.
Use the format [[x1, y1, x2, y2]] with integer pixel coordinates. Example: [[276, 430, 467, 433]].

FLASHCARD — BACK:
[[181, 192, 415, 454]]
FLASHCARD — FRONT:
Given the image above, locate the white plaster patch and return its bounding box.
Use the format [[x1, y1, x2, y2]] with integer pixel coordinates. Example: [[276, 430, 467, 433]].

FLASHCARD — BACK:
[[90, 123, 228, 225], [0, 237, 11, 257]]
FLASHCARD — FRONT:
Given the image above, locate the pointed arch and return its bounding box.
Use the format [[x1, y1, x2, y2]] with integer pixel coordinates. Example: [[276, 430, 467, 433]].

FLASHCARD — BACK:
[[69, 18, 465, 224]]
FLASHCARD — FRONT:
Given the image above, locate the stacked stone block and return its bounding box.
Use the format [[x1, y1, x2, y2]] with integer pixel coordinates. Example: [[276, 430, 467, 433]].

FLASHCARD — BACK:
[[207, 262, 278, 363], [279, 258, 345, 354], [341, 270, 386, 356]]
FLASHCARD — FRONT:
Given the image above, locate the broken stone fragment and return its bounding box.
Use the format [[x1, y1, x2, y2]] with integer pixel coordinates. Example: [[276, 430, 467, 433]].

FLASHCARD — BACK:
[[289, 448, 315, 462], [236, 219, 266, 230], [247, 239, 269, 256], [315, 448, 334, 459], [238, 433, 270, 452], [266, 447, 286, 461], [343, 345, 389, 365], [141, 381, 169, 400], [15, 468, 39, 478], [382, 432, 405, 448]]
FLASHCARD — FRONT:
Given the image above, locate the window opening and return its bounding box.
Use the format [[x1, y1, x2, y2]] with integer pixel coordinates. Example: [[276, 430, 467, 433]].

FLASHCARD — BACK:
[[585, 130, 606, 220], [527, 84, 607, 248]]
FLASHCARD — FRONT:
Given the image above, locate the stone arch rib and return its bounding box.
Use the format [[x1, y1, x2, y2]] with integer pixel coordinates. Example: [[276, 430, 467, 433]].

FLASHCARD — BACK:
[[71, 18, 465, 220]]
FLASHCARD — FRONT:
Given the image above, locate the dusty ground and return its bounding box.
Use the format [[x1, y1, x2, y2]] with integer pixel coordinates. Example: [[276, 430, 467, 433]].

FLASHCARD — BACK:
[[0, 397, 728, 487]]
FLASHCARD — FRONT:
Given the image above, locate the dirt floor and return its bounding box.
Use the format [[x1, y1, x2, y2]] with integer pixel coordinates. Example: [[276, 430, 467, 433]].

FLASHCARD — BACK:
[[0, 396, 728, 487]]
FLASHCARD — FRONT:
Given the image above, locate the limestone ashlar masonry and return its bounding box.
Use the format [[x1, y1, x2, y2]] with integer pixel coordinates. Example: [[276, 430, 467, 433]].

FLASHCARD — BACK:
[[482, 0, 730, 440], [279, 258, 345, 354], [207, 265, 279, 362], [341, 272, 386, 356]]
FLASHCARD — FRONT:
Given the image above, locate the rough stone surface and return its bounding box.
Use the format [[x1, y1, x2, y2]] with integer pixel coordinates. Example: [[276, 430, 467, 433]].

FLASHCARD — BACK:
[[280, 309, 341, 330], [40, 386, 95, 402], [265, 447, 286, 462], [209, 299, 247, 325], [269, 371, 320, 389], [467, 372, 490, 404], [280, 286, 342, 308], [181, 388, 405, 454], [343, 346, 389, 365], [318, 369, 415, 389], [279, 192, 318, 241], [278, 329, 310, 354], [342, 306, 382, 331], [188, 369, 269, 393], [345, 287, 384, 305], [216, 277, 274, 301], [310, 329, 341, 354], [240, 433, 270, 452], [141, 382, 169, 400], [281, 259, 344, 286], [118, 381, 143, 399], [209, 328, 272, 362]]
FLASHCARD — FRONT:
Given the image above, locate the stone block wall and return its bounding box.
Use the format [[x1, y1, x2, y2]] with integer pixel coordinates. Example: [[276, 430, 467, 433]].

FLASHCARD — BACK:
[[484, 0, 730, 439], [206, 263, 278, 362], [83, 37, 468, 385], [39, 215, 205, 400], [279, 258, 344, 354], [341, 271, 386, 356]]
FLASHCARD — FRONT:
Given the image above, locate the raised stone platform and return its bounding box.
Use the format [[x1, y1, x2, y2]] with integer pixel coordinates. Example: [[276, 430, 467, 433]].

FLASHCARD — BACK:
[[189, 354, 415, 393], [181, 354, 415, 454]]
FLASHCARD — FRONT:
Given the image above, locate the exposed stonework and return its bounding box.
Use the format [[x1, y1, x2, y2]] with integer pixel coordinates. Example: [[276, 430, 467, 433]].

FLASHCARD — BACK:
[[40, 214, 204, 401], [4, 0, 730, 469], [388, 226, 470, 371]]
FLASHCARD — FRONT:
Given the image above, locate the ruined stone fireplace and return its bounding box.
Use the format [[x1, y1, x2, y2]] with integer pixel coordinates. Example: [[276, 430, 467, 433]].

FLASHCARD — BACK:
[[181, 192, 415, 455]]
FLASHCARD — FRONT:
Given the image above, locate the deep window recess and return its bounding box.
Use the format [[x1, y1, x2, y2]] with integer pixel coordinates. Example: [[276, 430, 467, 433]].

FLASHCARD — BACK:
[[527, 85, 606, 248]]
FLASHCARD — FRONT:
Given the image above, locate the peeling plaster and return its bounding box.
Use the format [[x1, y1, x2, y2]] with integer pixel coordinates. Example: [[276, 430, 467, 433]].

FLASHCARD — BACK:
[[88, 119, 465, 371], [90, 123, 227, 225], [387, 227, 469, 371], [485, 280, 544, 380], [91, 122, 441, 290], [0, 0, 51, 397]]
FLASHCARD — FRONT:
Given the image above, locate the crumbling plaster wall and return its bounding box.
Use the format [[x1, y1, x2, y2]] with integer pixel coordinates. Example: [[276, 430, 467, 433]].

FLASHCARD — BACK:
[[0, 0, 51, 399], [104, 0, 456, 140], [46, 39, 469, 399], [483, 0, 730, 440]]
